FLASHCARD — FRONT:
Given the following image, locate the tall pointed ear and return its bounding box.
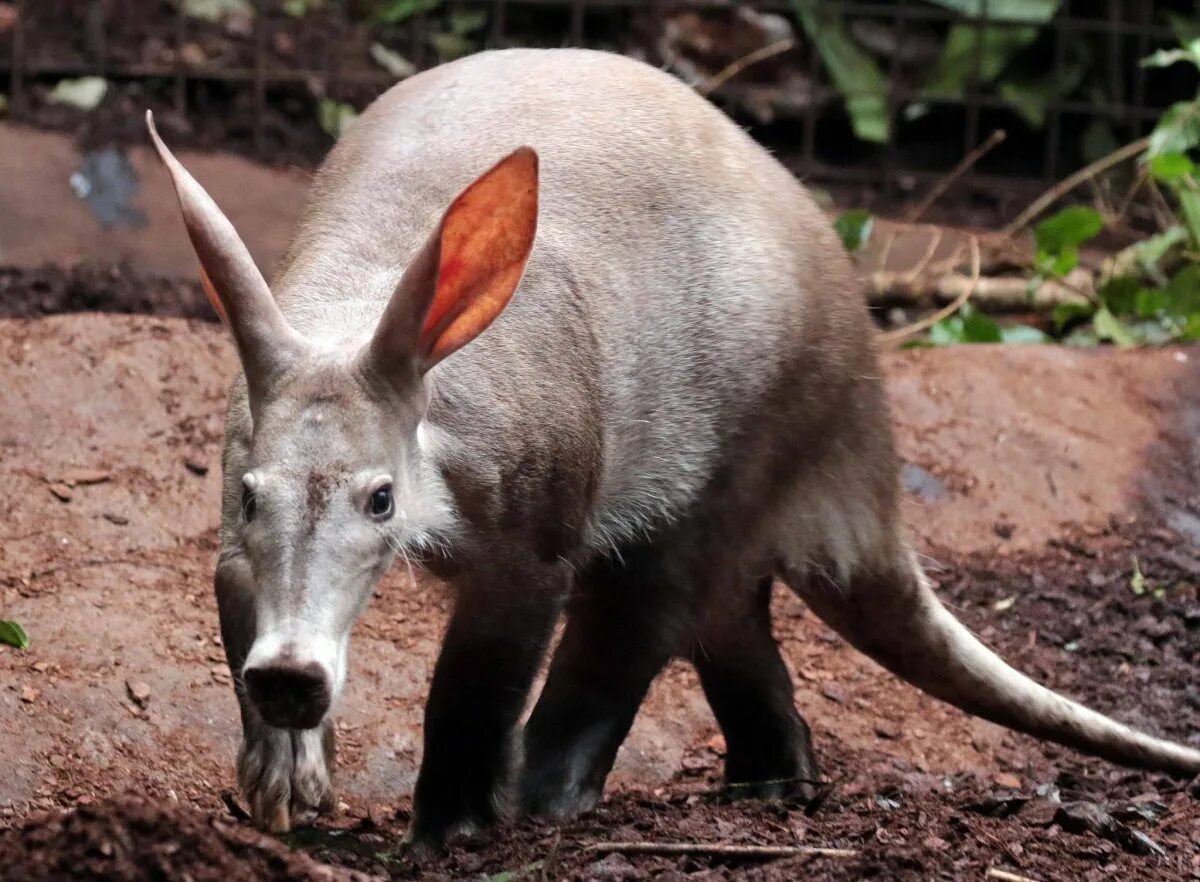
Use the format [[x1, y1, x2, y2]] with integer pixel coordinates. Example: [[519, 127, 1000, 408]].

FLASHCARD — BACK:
[[366, 147, 539, 379], [146, 111, 301, 400]]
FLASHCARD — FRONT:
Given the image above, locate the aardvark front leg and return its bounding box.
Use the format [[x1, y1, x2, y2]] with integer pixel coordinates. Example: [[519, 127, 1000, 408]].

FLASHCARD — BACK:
[[409, 560, 568, 846]]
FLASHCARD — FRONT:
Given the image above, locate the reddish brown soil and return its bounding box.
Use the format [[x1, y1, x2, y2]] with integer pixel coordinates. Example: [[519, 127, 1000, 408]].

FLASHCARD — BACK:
[[1, 313, 1198, 880], [0, 796, 375, 882]]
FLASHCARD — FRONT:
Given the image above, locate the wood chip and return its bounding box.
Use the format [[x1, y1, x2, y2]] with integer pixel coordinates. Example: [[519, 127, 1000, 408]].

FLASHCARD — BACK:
[[874, 720, 901, 740], [126, 680, 151, 707], [48, 483, 73, 502], [994, 772, 1023, 790], [61, 469, 111, 486], [820, 683, 848, 703]]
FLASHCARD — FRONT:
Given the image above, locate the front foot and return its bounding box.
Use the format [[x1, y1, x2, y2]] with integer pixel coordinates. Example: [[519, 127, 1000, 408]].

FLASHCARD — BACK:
[[238, 719, 336, 832], [406, 755, 508, 849]]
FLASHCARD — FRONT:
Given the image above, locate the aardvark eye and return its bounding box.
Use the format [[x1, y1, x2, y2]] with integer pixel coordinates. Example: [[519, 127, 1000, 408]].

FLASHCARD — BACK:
[[369, 484, 394, 520], [242, 484, 257, 523]]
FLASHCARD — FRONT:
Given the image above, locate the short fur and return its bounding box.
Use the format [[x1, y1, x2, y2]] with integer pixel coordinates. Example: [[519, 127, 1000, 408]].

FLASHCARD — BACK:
[[150, 48, 1200, 845]]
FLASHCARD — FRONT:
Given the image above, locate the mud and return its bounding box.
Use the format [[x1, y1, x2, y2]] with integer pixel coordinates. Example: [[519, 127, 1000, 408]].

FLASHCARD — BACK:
[[0, 313, 1198, 880]]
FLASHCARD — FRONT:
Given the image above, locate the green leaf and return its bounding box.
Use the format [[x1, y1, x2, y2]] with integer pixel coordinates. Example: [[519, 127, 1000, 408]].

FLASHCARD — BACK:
[[1165, 264, 1200, 318], [1141, 39, 1200, 71], [790, 1, 889, 144], [923, 0, 1061, 24], [1181, 312, 1200, 341], [929, 316, 965, 345], [0, 620, 29, 651], [999, 324, 1048, 344], [317, 99, 358, 139], [1053, 300, 1095, 333], [1178, 187, 1200, 249], [925, 25, 1039, 100], [1149, 152, 1197, 182], [1093, 306, 1136, 347], [961, 307, 1003, 343], [1099, 276, 1140, 315], [1135, 287, 1170, 318], [996, 43, 1086, 130], [182, 0, 252, 22], [1148, 100, 1200, 158], [282, 0, 321, 15], [377, 0, 441, 25], [834, 210, 874, 252], [1132, 225, 1187, 281], [48, 77, 109, 111], [1035, 205, 1104, 253], [1034, 206, 1102, 276]]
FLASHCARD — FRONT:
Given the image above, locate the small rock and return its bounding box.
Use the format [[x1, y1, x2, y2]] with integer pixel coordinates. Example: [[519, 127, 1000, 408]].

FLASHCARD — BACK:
[[126, 680, 151, 707], [20, 686, 39, 703], [820, 683, 847, 703], [874, 720, 901, 740], [48, 483, 73, 502], [993, 521, 1014, 540], [922, 835, 948, 850], [103, 512, 130, 526], [31, 661, 49, 673], [184, 458, 209, 476], [994, 772, 1022, 790]]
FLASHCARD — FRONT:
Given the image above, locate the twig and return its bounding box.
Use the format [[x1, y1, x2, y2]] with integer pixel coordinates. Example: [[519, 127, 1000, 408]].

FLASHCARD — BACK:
[[699, 39, 796, 97], [878, 235, 982, 345], [903, 227, 945, 284], [1002, 136, 1151, 237], [986, 868, 1042, 882], [905, 129, 1007, 224], [585, 841, 858, 860]]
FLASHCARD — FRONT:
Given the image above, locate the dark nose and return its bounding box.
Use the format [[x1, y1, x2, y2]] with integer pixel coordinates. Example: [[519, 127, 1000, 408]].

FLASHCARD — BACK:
[[243, 661, 331, 730]]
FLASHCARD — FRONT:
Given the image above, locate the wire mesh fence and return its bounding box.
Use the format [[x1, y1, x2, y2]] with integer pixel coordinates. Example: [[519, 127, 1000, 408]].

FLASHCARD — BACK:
[[2, 1, 1195, 203]]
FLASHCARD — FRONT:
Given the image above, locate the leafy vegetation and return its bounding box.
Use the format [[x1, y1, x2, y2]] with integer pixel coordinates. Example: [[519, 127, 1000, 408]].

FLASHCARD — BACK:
[[0, 620, 29, 651], [852, 34, 1200, 349], [835, 210, 874, 252]]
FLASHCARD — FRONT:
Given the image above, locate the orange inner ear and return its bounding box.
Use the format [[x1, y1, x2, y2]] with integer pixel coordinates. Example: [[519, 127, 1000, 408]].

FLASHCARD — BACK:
[[420, 147, 539, 366], [199, 264, 229, 325]]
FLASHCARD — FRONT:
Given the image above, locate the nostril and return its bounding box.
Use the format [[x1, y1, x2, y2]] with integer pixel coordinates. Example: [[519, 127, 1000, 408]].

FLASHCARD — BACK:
[[243, 661, 331, 730]]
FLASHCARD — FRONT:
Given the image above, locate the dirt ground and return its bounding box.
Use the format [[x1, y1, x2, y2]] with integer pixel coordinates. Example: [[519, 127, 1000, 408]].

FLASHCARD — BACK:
[[0, 306, 1198, 880]]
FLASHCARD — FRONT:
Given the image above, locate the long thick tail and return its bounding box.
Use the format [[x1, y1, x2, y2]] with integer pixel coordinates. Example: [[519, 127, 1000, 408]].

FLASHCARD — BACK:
[[785, 552, 1200, 775]]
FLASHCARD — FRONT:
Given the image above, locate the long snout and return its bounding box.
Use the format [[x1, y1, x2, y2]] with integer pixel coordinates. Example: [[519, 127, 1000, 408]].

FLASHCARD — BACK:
[[242, 634, 341, 730]]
